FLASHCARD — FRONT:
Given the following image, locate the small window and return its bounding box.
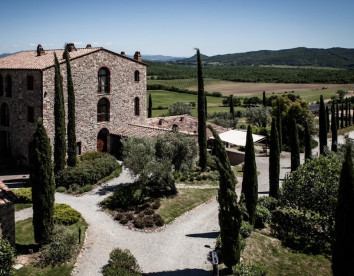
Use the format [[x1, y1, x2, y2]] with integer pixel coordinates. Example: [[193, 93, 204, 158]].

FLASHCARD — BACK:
[[5, 75, 12, 98], [98, 67, 110, 93], [97, 98, 110, 122], [0, 75, 3, 97], [134, 70, 140, 82], [27, 76, 34, 90], [134, 97, 140, 116], [0, 103, 9, 126], [27, 106, 34, 123], [76, 142, 82, 156]]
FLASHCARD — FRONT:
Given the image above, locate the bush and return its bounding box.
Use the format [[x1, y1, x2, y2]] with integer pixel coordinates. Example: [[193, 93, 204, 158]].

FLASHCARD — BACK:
[[0, 236, 14, 276], [152, 200, 161, 210], [257, 196, 278, 211], [78, 184, 93, 194], [102, 248, 142, 276], [12, 187, 32, 203], [53, 203, 81, 225], [255, 205, 272, 229], [39, 225, 76, 267], [133, 218, 144, 229], [232, 262, 267, 276], [115, 213, 123, 221], [56, 186, 67, 193], [153, 214, 164, 227], [240, 221, 254, 238], [126, 213, 134, 221], [143, 216, 154, 228], [168, 102, 192, 116], [107, 185, 142, 211], [55, 152, 119, 188], [120, 216, 128, 225]]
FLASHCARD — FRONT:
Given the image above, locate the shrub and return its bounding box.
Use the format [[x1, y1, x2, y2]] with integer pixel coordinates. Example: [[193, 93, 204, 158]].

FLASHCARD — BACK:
[[120, 216, 128, 225], [196, 175, 202, 181], [143, 216, 154, 228], [137, 212, 145, 219], [152, 200, 161, 210], [255, 205, 272, 229], [12, 187, 32, 203], [53, 203, 81, 225], [0, 236, 14, 276], [133, 218, 144, 229], [39, 225, 76, 266], [126, 213, 134, 221], [153, 214, 164, 227], [56, 186, 67, 193], [115, 213, 123, 221], [240, 221, 254, 238], [232, 262, 267, 276], [257, 196, 278, 211], [78, 184, 93, 194], [102, 248, 142, 276], [107, 185, 142, 211], [55, 152, 119, 188]]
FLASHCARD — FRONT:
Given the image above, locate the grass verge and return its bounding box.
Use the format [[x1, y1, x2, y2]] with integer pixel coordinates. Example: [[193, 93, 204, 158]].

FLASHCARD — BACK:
[[241, 230, 331, 276], [14, 217, 88, 276], [158, 188, 217, 224], [14, 203, 32, 212]]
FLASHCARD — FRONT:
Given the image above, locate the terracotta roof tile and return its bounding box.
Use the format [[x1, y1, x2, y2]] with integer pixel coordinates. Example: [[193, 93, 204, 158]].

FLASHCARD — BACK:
[[0, 181, 17, 205]]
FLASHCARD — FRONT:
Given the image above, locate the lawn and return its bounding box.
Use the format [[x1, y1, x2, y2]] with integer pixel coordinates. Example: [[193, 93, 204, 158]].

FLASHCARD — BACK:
[[241, 230, 331, 276], [158, 188, 217, 224], [14, 217, 88, 276]]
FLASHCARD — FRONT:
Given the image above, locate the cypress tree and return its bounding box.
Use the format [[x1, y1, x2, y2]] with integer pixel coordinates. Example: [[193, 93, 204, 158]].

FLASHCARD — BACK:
[[208, 125, 242, 269], [331, 102, 338, 152], [319, 95, 327, 155], [352, 103, 354, 125], [326, 105, 330, 133], [341, 103, 344, 129], [205, 95, 207, 116], [332, 145, 354, 276], [345, 98, 348, 128], [64, 48, 77, 167], [54, 53, 66, 174], [241, 125, 258, 225], [148, 93, 152, 118], [262, 91, 266, 107], [276, 100, 282, 152], [336, 101, 339, 130], [304, 120, 312, 161], [290, 119, 300, 171], [196, 48, 207, 171], [269, 117, 280, 198], [349, 103, 351, 126], [230, 94, 235, 118], [30, 119, 55, 245]]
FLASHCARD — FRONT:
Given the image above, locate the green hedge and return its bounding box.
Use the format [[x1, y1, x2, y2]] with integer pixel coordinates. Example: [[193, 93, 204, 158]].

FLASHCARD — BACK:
[[12, 188, 32, 203], [53, 203, 81, 225], [55, 152, 119, 188]]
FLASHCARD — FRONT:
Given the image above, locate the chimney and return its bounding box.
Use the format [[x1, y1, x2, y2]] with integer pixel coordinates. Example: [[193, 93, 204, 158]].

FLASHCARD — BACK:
[[86, 44, 92, 49], [66, 43, 77, 52], [120, 51, 126, 57], [36, 44, 45, 56], [134, 51, 142, 62]]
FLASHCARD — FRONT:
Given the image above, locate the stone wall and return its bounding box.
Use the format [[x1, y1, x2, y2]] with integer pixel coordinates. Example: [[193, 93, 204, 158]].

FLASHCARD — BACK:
[[0, 69, 42, 165], [42, 49, 147, 154], [0, 203, 15, 246]]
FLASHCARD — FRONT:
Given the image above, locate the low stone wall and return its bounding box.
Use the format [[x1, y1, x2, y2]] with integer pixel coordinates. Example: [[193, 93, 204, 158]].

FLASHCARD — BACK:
[[0, 203, 15, 246]]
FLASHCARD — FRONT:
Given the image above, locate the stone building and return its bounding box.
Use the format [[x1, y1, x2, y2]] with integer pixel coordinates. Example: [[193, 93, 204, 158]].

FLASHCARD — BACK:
[[0, 43, 147, 165], [0, 181, 16, 246]]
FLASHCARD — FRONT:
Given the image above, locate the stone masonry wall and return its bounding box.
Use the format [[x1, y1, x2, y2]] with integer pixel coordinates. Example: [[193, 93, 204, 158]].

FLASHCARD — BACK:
[[0, 69, 42, 164], [0, 203, 15, 246], [42, 50, 147, 154]]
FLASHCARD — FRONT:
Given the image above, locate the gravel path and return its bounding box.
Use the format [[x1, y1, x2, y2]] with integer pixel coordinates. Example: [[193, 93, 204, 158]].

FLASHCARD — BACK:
[[15, 207, 33, 222], [55, 168, 218, 276]]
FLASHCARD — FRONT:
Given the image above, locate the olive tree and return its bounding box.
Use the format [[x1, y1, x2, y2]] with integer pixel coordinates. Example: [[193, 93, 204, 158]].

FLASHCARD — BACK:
[[245, 106, 270, 127]]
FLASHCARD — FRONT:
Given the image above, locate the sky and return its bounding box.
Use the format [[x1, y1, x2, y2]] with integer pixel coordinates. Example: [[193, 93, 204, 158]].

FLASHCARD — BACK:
[[1, 0, 353, 58]]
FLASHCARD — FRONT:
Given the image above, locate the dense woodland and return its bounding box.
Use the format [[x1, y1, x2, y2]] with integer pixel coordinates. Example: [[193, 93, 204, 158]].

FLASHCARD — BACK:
[[147, 61, 354, 83]]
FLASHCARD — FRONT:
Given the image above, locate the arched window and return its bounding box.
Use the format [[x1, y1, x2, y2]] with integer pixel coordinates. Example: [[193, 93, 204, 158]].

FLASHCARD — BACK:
[[0, 75, 3, 97], [134, 97, 140, 116], [0, 103, 9, 126], [97, 98, 110, 122], [5, 75, 12, 97], [98, 67, 110, 93], [134, 70, 140, 82]]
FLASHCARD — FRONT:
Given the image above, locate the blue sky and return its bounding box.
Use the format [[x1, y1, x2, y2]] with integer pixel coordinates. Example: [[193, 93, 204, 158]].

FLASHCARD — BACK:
[[1, 0, 353, 57]]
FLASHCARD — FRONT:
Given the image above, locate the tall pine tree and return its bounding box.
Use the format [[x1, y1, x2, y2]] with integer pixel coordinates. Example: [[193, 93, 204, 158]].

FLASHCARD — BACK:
[[349, 102, 351, 126], [208, 125, 242, 270], [331, 102, 338, 152], [341, 103, 344, 129], [345, 98, 348, 128], [336, 101, 339, 130], [230, 94, 235, 118], [276, 100, 282, 152], [196, 48, 207, 171], [30, 119, 55, 244], [326, 105, 330, 133], [304, 120, 312, 161], [262, 91, 266, 107], [332, 145, 354, 276], [290, 119, 300, 171], [269, 117, 280, 198], [241, 125, 258, 225], [319, 95, 327, 155], [54, 53, 66, 174], [64, 47, 77, 167], [148, 93, 152, 118]]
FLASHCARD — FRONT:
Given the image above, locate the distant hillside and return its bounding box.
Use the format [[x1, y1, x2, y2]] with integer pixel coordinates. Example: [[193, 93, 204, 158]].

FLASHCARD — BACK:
[[170, 47, 354, 69], [0, 53, 13, 58], [142, 55, 186, 62]]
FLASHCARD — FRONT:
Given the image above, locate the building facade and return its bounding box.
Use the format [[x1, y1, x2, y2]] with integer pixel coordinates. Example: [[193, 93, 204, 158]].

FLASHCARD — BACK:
[[0, 44, 147, 165]]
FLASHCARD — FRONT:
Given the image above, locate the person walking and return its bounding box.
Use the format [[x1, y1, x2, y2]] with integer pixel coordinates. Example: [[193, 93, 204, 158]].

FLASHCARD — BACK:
[[211, 249, 219, 276]]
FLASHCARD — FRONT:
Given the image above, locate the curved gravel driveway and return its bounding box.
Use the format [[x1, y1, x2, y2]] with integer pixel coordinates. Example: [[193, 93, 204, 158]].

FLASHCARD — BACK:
[[55, 168, 219, 276]]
